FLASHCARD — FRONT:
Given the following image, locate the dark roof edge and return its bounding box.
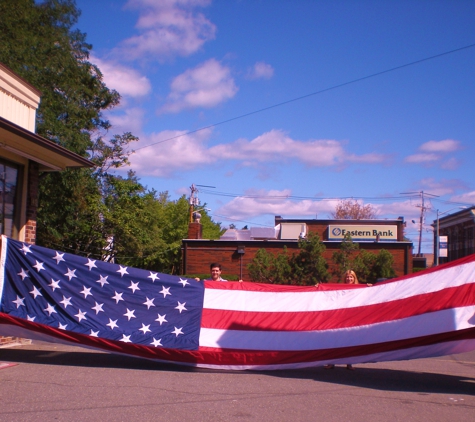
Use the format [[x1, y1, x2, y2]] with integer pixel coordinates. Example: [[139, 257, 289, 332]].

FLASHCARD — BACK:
[[0, 116, 94, 168]]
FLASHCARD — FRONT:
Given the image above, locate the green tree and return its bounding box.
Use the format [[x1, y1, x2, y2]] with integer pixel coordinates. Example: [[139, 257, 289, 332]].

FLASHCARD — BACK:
[[331, 233, 359, 280], [0, 0, 224, 273], [247, 247, 293, 285], [247, 234, 330, 285], [350, 250, 396, 284], [290, 233, 330, 285], [0, 0, 119, 155]]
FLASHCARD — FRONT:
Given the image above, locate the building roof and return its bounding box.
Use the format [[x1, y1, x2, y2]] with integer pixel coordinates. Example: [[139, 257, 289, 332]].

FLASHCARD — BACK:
[[0, 115, 94, 171]]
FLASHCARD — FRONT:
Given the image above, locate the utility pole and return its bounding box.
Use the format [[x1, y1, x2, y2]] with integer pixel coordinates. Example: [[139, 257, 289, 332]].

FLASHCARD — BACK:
[[189, 184, 199, 222], [415, 192, 428, 257], [400, 191, 438, 257]]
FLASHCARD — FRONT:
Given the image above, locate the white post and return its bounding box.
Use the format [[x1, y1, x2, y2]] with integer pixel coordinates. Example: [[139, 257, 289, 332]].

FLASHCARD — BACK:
[[435, 210, 439, 266]]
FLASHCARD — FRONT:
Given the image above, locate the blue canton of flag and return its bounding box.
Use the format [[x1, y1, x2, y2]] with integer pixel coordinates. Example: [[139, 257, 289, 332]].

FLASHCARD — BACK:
[[0, 237, 204, 350]]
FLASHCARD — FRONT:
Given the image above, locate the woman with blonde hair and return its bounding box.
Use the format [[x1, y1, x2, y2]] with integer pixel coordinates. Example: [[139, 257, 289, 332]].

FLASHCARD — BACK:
[[324, 269, 360, 370], [344, 269, 359, 285]]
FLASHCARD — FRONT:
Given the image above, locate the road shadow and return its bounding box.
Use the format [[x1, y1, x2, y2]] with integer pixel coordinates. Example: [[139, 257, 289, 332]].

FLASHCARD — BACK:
[[1, 343, 474, 395], [268, 365, 475, 396], [0, 345, 196, 373]]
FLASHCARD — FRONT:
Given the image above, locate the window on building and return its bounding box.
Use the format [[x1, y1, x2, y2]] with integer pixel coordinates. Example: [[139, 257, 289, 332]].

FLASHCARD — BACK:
[[0, 159, 22, 238]]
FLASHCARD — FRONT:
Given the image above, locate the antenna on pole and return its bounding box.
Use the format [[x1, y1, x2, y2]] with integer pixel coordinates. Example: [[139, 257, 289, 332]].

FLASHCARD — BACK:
[[189, 184, 215, 222], [400, 191, 439, 256], [189, 184, 199, 222]]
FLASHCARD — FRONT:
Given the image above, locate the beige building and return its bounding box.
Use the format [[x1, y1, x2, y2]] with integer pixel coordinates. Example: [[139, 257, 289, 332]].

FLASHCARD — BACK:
[[0, 62, 94, 345], [0, 62, 93, 244]]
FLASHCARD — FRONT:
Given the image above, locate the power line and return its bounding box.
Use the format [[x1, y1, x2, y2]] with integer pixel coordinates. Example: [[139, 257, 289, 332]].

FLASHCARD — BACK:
[[135, 42, 475, 152], [197, 188, 475, 208]]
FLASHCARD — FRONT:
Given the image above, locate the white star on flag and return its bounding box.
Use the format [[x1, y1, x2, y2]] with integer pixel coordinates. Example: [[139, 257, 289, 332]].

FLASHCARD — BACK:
[[33, 260, 45, 272], [151, 338, 162, 347], [44, 303, 56, 316], [112, 291, 124, 303], [75, 310, 87, 322], [80, 286, 92, 298], [178, 278, 190, 287], [64, 268, 77, 281], [20, 244, 32, 255], [49, 279, 60, 291], [96, 275, 109, 287], [124, 308, 136, 321], [52, 251, 65, 264], [155, 314, 167, 325], [117, 266, 129, 277], [128, 281, 140, 293], [175, 302, 187, 313], [107, 319, 119, 330], [85, 259, 97, 271], [60, 296, 72, 308], [172, 327, 184, 337], [120, 334, 132, 343], [12, 296, 25, 308], [148, 272, 159, 282], [160, 286, 171, 298], [91, 302, 104, 314], [30, 286, 42, 298], [18, 268, 29, 280], [143, 297, 155, 309], [139, 324, 151, 334]]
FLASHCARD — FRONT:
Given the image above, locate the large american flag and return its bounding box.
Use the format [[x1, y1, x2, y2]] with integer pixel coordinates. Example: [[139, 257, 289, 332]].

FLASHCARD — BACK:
[[1, 235, 475, 370]]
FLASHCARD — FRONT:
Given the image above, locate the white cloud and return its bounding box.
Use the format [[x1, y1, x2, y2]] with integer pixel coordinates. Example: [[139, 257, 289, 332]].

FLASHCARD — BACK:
[[215, 189, 337, 220], [108, 107, 146, 135], [126, 128, 389, 177], [247, 62, 274, 80], [119, 0, 216, 61], [450, 191, 475, 205], [93, 56, 152, 98], [214, 191, 423, 223], [209, 129, 387, 166], [441, 157, 460, 170], [404, 153, 440, 163], [415, 177, 470, 197], [404, 139, 462, 165], [128, 128, 213, 177], [420, 139, 461, 153], [160, 59, 238, 113]]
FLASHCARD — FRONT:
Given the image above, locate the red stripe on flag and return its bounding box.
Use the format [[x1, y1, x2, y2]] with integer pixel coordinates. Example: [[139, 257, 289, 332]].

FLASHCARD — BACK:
[[3, 312, 475, 369], [201, 284, 475, 331]]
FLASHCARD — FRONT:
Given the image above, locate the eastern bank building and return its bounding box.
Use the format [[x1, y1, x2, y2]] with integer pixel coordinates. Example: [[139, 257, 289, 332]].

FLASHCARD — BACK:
[[182, 216, 413, 282]]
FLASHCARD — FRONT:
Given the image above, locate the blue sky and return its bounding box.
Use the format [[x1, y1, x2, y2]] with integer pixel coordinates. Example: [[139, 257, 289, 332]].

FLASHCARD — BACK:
[[74, 0, 475, 253]]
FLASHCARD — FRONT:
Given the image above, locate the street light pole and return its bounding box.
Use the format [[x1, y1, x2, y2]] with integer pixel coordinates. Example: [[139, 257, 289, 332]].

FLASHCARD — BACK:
[[435, 210, 440, 266]]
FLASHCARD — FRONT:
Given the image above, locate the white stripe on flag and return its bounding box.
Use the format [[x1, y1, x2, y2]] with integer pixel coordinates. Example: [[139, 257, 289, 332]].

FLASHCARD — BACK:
[[198, 305, 475, 350], [203, 264, 475, 312]]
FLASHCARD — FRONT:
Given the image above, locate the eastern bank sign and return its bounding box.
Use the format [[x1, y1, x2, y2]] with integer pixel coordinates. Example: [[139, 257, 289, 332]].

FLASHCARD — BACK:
[[328, 225, 398, 241]]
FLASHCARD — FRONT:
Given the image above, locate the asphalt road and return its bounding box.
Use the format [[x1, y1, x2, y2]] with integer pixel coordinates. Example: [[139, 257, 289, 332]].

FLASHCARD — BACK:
[[1, 341, 474, 422]]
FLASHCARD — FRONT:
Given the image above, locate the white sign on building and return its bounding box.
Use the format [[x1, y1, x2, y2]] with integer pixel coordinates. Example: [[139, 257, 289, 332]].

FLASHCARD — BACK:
[[328, 225, 398, 241], [439, 235, 448, 258]]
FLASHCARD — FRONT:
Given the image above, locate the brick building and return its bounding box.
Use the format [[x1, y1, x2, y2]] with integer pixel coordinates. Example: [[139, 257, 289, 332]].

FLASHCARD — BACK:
[[0, 63, 94, 345], [433, 206, 475, 265], [182, 215, 413, 282]]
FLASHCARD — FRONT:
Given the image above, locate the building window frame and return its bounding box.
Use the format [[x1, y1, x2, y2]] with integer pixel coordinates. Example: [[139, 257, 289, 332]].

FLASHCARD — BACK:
[[0, 158, 23, 238]]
